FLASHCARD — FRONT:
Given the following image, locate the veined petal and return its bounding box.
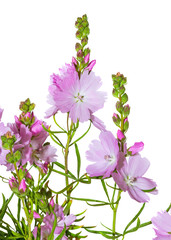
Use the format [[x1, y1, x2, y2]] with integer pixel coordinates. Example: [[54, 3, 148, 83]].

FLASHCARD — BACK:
[[128, 185, 150, 203], [128, 154, 150, 177]]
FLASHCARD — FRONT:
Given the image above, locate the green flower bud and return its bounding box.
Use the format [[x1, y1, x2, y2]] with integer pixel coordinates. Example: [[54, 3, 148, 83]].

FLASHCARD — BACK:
[[14, 150, 21, 162], [112, 113, 121, 127], [112, 89, 119, 98], [123, 104, 130, 117], [77, 17, 82, 23], [84, 48, 90, 57], [81, 36, 88, 47], [75, 43, 82, 52], [82, 14, 87, 21], [83, 27, 90, 36], [1, 132, 16, 150], [116, 101, 123, 114], [82, 20, 88, 28], [124, 118, 129, 132], [121, 93, 128, 104], [113, 80, 120, 90], [118, 86, 125, 95], [76, 30, 82, 40], [77, 50, 84, 58], [19, 98, 35, 113]]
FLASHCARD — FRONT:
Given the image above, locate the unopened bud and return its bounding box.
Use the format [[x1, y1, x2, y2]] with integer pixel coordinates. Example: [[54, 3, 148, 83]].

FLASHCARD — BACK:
[[84, 53, 90, 63], [19, 179, 27, 193], [81, 36, 88, 47], [117, 130, 125, 141], [112, 89, 119, 98], [123, 118, 129, 131], [76, 30, 82, 40], [116, 101, 123, 114], [77, 49, 84, 58], [85, 60, 96, 71], [123, 104, 130, 117], [72, 57, 77, 66], [121, 93, 128, 104], [75, 43, 82, 52], [128, 142, 144, 155], [112, 113, 121, 127]]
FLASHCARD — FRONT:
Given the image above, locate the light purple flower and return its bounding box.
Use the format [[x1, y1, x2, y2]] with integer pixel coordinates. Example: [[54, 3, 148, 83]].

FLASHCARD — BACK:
[[152, 211, 171, 239], [128, 141, 144, 155], [113, 154, 157, 202], [86, 131, 119, 178], [19, 179, 27, 192], [46, 63, 106, 123], [117, 130, 125, 141]]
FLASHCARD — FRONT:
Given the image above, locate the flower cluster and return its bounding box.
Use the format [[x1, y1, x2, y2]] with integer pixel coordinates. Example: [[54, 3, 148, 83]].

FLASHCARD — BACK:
[[0, 99, 57, 172], [33, 202, 76, 240]]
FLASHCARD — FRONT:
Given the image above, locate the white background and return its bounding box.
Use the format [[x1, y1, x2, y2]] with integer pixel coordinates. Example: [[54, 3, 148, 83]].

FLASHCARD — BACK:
[[0, 1, 171, 239]]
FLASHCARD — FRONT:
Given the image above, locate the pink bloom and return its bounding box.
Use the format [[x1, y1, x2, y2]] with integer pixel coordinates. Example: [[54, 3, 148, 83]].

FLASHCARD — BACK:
[[113, 154, 157, 202], [85, 60, 96, 71], [117, 130, 125, 140], [19, 179, 27, 192], [46, 63, 106, 123], [128, 141, 144, 155], [33, 211, 41, 219], [152, 211, 171, 239], [86, 131, 119, 178], [84, 53, 90, 63]]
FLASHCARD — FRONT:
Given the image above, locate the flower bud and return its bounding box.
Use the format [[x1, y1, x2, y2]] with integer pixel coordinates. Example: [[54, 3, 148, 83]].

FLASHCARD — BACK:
[[123, 118, 129, 131], [112, 89, 119, 98], [77, 49, 84, 58], [19, 179, 27, 193], [19, 98, 35, 113], [123, 104, 130, 117], [75, 43, 82, 52], [76, 30, 82, 40], [84, 53, 90, 63], [83, 27, 90, 36], [30, 120, 43, 136], [116, 101, 123, 114], [85, 60, 96, 71], [117, 130, 125, 141], [1, 132, 16, 150], [112, 113, 120, 127], [49, 198, 55, 208], [9, 176, 18, 189], [72, 57, 77, 66], [128, 142, 144, 155], [121, 93, 128, 104], [33, 211, 41, 219], [118, 86, 125, 95], [81, 36, 88, 47]]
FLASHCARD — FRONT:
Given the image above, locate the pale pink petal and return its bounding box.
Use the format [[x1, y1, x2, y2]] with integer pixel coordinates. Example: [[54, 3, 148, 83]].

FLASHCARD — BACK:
[[128, 154, 150, 177], [128, 186, 150, 202]]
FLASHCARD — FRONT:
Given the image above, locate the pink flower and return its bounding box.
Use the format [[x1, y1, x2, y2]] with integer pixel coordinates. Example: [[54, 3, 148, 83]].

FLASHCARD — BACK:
[[46, 63, 106, 123], [128, 141, 144, 155], [19, 179, 27, 192], [117, 130, 125, 140], [152, 211, 171, 239], [85, 60, 96, 71], [113, 154, 157, 202], [86, 131, 119, 178]]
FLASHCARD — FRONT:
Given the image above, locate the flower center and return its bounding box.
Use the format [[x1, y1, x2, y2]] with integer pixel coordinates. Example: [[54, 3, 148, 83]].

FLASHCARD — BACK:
[[104, 154, 115, 162], [125, 176, 136, 186], [75, 93, 84, 103]]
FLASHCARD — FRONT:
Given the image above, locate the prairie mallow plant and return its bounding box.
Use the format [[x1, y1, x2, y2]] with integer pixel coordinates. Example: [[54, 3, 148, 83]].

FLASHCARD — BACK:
[[0, 14, 170, 240]]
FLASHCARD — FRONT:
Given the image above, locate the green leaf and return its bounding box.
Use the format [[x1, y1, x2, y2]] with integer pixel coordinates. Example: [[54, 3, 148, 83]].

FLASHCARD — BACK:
[[101, 179, 110, 202], [49, 181, 76, 194], [123, 203, 145, 234], [48, 210, 57, 240], [75, 143, 81, 178], [53, 162, 76, 180], [0, 193, 14, 221], [55, 224, 66, 240]]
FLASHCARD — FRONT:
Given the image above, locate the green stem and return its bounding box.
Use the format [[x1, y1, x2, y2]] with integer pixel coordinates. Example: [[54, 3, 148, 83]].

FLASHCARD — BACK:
[[65, 120, 74, 205], [14, 163, 32, 240], [113, 190, 122, 238]]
